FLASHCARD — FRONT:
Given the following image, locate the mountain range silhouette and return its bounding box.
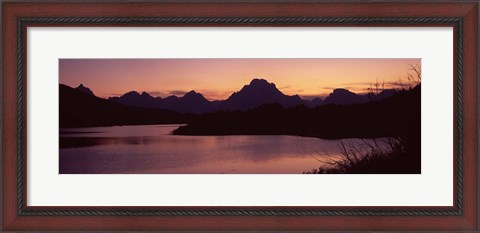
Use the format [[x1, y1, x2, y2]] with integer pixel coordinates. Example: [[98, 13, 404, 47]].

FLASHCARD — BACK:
[[60, 84, 189, 127], [96, 78, 396, 113]]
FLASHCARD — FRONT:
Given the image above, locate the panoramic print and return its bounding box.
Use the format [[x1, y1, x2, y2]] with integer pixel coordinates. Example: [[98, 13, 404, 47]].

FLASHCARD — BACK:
[[59, 59, 421, 174]]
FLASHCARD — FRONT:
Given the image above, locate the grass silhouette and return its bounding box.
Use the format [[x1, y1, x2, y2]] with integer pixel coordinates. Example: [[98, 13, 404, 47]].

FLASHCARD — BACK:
[[303, 136, 420, 174]]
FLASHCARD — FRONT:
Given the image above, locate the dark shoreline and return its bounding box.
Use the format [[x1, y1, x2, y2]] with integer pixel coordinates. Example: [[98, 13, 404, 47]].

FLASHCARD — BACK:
[[173, 86, 420, 140]]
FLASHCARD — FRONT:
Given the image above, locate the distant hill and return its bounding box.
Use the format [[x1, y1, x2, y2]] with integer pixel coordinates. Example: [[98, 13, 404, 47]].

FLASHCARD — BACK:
[[108, 91, 160, 109], [323, 88, 368, 105], [159, 91, 215, 114], [60, 84, 189, 127], [304, 97, 324, 107], [322, 88, 397, 106], [109, 89, 214, 114]]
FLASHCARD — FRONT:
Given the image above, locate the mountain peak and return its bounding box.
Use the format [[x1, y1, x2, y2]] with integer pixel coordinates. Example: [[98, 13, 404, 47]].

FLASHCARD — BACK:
[[236, 79, 279, 95], [75, 83, 95, 96], [123, 91, 140, 97], [332, 88, 353, 94], [183, 90, 207, 101], [165, 95, 179, 100], [141, 91, 152, 98], [184, 90, 199, 96], [249, 78, 275, 87], [224, 78, 303, 111], [232, 79, 273, 94], [324, 88, 367, 105]]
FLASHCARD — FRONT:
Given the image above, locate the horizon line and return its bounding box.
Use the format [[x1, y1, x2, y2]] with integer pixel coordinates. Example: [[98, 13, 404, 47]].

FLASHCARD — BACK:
[[61, 80, 418, 102]]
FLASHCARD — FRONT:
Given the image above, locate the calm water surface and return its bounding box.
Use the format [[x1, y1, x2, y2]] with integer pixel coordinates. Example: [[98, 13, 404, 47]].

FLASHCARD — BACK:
[[59, 125, 380, 174]]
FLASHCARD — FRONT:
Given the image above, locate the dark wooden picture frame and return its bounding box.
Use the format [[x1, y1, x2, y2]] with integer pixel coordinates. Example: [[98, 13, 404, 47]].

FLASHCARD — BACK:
[[2, 1, 478, 231]]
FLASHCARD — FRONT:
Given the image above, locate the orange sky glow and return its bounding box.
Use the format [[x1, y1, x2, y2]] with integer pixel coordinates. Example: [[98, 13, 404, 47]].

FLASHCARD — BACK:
[[59, 58, 420, 100]]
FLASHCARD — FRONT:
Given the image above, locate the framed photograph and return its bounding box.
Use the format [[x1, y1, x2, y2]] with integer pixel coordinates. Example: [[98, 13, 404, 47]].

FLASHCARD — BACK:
[[2, 1, 478, 231]]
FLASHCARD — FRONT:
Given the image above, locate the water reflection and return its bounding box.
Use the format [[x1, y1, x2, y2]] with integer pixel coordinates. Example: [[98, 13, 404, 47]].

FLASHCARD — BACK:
[[59, 125, 381, 174]]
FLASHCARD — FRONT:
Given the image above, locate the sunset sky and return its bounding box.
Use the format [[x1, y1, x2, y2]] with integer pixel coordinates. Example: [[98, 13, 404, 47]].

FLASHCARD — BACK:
[[59, 58, 420, 100]]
